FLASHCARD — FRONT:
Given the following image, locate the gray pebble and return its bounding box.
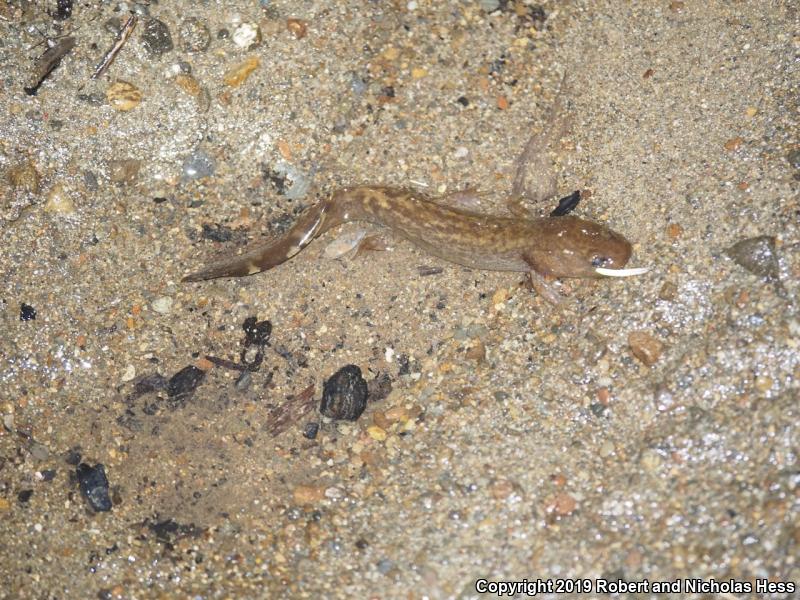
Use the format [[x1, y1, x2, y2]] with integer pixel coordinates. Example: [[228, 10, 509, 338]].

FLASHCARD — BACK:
[[479, 0, 501, 11], [142, 18, 174, 57], [725, 236, 779, 280], [787, 148, 800, 170], [182, 150, 215, 180], [180, 17, 211, 53], [108, 159, 141, 184], [83, 170, 98, 191]]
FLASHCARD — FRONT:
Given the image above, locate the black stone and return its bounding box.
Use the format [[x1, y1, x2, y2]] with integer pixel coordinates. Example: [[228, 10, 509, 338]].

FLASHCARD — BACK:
[[76, 463, 112, 512], [166, 366, 205, 401], [18, 489, 33, 503], [20, 303, 36, 321], [550, 190, 581, 217], [303, 422, 319, 439], [320, 365, 368, 421], [141, 18, 174, 57]]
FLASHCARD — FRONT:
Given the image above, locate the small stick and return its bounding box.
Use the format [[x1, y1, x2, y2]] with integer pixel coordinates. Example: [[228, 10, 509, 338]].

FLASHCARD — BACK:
[[23, 36, 76, 96], [90, 13, 137, 80]]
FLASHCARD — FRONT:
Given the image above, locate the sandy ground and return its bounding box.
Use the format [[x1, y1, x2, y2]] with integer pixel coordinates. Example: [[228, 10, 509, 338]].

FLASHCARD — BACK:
[[1, 0, 798, 598]]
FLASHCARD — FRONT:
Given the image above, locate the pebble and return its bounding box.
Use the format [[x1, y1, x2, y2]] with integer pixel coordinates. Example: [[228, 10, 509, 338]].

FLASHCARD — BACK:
[[725, 236, 779, 280], [182, 150, 215, 180], [121, 364, 136, 382], [293, 484, 325, 505], [723, 136, 744, 152], [44, 183, 75, 213], [628, 330, 664, 366], [658, 281, 678, 301], [303, 422, 319, 439], [286, 18, 307, 39], [320, 365, 368, 421], [548, 492, 577, 516], [7, 160, 40, 193], [108, 158, 141, 184], [223, 56, 260, 87], [106, 81, 142, 111], [786, 148, 800, 169], [76, 463, 112, 512], [19, 303, 36, 321], [479, 0, 501, 11], [151, 296, 173, 314], [232, 23, 261, 48], [141, 18, 174, 56], [174, 74, 211, 112], [166, 365, 206, 401], [179, 17, 211, 52], [30, 442, 50, 461], [367, 425, 387, 441]]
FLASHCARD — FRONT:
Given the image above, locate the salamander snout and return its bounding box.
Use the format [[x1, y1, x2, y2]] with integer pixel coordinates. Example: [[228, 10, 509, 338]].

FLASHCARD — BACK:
[[529, 216, 647, 279]]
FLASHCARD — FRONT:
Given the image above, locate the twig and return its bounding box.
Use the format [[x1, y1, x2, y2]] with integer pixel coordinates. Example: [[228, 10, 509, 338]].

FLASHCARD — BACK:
[[23, 36, 76, 96], [90, 13, 136, 80]]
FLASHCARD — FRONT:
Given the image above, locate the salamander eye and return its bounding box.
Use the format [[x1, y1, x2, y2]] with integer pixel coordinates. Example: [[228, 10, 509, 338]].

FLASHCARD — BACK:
[[591, 255, 611, 267]]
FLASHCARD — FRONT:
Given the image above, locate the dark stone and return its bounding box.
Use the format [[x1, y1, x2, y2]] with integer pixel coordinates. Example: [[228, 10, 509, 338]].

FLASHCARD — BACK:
[[18, 489, 33, 503], [41, 469, 57, 482], [141, 18, 174, 57], [456, 96, 469, 106], [550, 190, 581, 217], [303, 421, 319, 439], [76, 463, 112, 512], [725, 236, 779, 280], [320, 365, 368, 421], [64, 447, 81, 465], [20, 303, 36, 321], [166, 366, 205, 401]]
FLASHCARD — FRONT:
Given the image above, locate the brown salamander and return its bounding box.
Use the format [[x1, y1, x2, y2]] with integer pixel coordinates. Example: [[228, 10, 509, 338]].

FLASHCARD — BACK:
[[182, 186, 646, 303]]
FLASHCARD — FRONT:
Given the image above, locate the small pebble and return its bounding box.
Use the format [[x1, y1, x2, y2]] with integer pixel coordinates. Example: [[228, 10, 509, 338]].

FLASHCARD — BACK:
[[151, 296, 173, 314], [167, 366, 206, 401], [303, 422, 319, 439], [179, 17, 211, 52], [548, 492, 577, 516], [223, 56, 260, 87], [141, 18, 174, 56], [7, 160, 40, 193], [182, 150, 215, 180], [786, 148, 800, 169], [76, 463, 112, 512], [658, 281, 678, 301], [293, 484, 325, 505], [121, 365, 136, 382], [320, 365, 368, 421], [20, 303, 36, 321], [367, 425, 387, 441], [108, 159, 141, 184], [628, 330, 664, 366], [30, 442, 49, 461], [18, 489, 33, 503], [232, 23, 261, 48], [106, 81, 142, 111], [723, 136, 743, 151], [286, 18, 307, 39], [44, 183, 75, 213], [725, 236, 779, 280]]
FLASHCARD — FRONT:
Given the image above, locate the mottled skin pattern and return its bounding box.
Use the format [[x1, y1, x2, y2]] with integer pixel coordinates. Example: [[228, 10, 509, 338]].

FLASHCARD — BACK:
[[182, 186, 632, 285]]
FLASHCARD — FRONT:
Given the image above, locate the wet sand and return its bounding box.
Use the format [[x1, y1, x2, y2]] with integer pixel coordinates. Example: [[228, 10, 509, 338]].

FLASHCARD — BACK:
[[1, 1, 798, 598]]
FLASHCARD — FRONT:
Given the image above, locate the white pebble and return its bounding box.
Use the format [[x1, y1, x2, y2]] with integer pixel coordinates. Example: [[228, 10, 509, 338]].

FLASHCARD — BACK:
[[151, 296, 173, 314], [121, 364, 136, 382], [233, 23, 259, 48]]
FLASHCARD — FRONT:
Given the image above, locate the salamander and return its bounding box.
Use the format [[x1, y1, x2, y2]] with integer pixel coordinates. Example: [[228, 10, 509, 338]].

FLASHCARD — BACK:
[[182, 186, 646, 303]]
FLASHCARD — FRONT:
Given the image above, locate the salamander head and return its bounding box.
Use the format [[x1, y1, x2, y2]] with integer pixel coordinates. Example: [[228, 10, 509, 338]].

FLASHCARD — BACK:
[[528, 216, 647, 279]]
